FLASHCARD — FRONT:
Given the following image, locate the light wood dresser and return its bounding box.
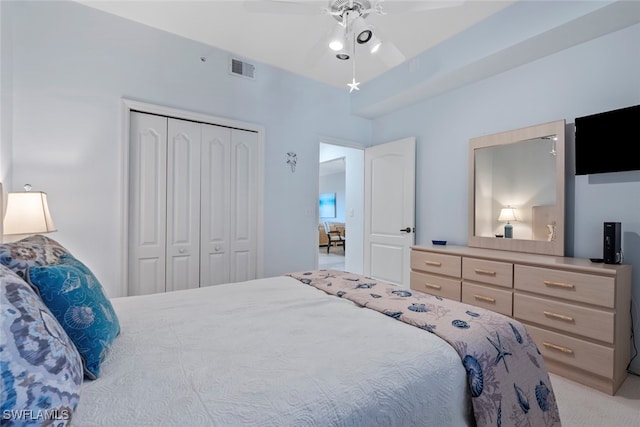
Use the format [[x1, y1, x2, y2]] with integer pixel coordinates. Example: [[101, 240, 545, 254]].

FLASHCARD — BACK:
[[410, 244, 632, 395]]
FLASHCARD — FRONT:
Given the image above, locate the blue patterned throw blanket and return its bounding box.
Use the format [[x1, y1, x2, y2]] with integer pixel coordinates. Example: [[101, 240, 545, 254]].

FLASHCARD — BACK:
[[287, 270, 561, 427]]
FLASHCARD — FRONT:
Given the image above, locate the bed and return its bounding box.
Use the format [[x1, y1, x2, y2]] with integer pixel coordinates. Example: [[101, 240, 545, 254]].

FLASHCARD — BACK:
[[1, 226, 560, 426], [73, 274, 473, 426]]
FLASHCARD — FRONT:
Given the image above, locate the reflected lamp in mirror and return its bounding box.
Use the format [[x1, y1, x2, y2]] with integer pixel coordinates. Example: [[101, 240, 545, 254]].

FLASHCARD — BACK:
[[498, 206, 518, 239], [3, 185, 57, 236]]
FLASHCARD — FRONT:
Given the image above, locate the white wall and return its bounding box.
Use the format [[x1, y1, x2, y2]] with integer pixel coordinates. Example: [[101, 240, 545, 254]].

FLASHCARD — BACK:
[[3, 0, 371, 296], [371, 23, 640, 373]]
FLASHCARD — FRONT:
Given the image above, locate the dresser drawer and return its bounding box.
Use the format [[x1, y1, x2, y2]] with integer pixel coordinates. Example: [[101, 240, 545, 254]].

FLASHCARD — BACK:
[[410, 271, 461, 301], [411, 250, 461, 278], [525, 324, 614, 379], [462, 282, 513, 316], [515, 265, 615, 308], [514, 294, 614, 344], [462, 258, 513, 288]]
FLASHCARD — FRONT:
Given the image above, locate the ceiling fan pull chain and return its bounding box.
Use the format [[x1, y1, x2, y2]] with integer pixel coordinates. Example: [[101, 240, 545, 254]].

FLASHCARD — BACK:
[[348, 32, 361, 92]]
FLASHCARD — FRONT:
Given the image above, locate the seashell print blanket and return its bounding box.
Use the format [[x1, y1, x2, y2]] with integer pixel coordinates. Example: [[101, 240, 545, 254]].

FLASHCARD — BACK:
[[288, 270, 561, 427]]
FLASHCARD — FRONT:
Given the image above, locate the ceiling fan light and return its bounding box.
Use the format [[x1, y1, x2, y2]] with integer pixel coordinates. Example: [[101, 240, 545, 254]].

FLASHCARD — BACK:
[[329, 39, 344, 51], [335, 31, 353, 61], [356, 29, 372, 44], [351, 16, 373, 44], [328, 23, 346, 51]]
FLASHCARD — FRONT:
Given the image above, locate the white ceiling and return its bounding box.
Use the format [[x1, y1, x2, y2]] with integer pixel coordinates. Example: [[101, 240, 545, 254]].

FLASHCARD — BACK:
[[320, 157, 345, 176], [76, 0, 515, 89]]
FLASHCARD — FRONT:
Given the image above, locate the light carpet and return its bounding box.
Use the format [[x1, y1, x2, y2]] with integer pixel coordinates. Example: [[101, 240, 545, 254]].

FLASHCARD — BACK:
[[550, 372, 640, 426]]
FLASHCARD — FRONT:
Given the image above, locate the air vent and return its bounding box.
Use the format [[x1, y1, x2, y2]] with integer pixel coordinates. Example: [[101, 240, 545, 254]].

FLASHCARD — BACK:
[[230, 58, 255, 80]]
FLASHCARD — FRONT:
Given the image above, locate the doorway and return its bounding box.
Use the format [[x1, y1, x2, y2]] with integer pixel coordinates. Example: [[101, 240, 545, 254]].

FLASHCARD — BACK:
[[318, 142, 364, 274]]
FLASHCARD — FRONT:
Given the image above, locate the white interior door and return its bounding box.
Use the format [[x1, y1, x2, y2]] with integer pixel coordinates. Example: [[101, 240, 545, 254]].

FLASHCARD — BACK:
[[364, 137, 416, 287]]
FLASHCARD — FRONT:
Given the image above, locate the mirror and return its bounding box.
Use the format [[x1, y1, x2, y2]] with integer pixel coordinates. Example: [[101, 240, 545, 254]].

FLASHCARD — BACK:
[[468, 120, 565, 256]]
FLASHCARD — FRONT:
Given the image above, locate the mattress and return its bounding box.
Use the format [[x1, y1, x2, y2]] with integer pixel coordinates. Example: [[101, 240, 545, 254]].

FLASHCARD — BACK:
[[73, 276, 472, 426]]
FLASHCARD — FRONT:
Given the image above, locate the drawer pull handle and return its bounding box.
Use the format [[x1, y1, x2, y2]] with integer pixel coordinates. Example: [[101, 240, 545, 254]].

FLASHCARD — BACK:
[[474, 268, 497, 276], [424, 283, 442, 290], [425, 261, 442, 267], [543, 280, 575, 290], [543, 311, 575, 323], [543, 342, 574, 354], [474, 294, 496, 303]]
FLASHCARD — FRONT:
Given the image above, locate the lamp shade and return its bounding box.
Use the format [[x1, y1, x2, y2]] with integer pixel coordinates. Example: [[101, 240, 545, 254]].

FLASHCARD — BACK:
[[3, 191, 56, 235], [498, 207, 518, 222]]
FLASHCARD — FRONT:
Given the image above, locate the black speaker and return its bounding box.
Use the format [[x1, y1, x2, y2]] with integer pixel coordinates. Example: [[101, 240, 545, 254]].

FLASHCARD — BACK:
[[603, 222, 622, 264]]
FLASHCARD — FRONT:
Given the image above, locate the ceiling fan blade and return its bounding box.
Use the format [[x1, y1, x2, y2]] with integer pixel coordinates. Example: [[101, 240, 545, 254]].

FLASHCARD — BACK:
[[373, 39, 406, 68], [242, 0, 325, 15], [373, 0, 465, 15], [304, 24, 335, 67]]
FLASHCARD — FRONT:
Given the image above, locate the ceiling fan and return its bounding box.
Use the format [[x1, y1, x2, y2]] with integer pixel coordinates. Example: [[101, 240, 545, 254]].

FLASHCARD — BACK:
[[246, 0, 463, 61], [245, 0, 464, 90], [325, 0, 387, 62]]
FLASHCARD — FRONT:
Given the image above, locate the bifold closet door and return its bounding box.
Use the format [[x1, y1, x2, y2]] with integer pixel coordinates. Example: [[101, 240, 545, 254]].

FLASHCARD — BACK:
[[230, 129, 258, 282], [165, 118, 201, 292], [129, 112, 167, 296], [129, 111, 259, 294], [200, 126, 258, 285], [129, 113, 201, 295], [200, 124, 231, 286]]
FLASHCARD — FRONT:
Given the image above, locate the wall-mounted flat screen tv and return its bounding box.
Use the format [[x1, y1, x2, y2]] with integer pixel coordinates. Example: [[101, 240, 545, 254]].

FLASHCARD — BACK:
[[575, 104, 640, 175]]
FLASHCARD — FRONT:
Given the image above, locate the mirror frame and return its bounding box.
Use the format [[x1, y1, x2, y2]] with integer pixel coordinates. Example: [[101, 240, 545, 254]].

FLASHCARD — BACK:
[[468, 119, 566, 256]]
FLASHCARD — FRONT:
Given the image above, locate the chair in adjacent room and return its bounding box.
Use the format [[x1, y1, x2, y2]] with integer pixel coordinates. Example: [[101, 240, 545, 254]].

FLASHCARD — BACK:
[[323, 222, 345, 253]]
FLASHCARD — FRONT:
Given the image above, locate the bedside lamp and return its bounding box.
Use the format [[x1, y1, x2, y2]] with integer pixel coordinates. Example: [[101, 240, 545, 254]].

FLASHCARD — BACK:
[[3, 184, 57, 236], [498, 206, 518, 239]]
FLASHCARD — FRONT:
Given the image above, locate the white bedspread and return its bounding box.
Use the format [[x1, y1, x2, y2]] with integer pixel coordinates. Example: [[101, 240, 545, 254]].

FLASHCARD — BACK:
[[74, 276, 471, 426]]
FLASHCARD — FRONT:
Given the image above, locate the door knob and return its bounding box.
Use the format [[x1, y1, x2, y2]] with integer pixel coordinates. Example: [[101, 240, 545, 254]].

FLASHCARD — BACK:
[[179, 248, 185, 254], [400, 227, 413, 233]]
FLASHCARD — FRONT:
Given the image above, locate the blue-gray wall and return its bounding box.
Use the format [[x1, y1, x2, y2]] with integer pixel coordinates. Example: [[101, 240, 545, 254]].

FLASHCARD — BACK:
[[0, 1, 13, 188], [370, 22, 640, 374], [2, 0, 639, 373], [1, 0, 370, 296]]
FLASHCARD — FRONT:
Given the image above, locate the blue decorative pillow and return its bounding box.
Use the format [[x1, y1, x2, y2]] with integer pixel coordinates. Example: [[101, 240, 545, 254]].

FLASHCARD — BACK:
[[27, 254, 120, 380], [1, 264, 83, 425], [0, 235, 69, 280]]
